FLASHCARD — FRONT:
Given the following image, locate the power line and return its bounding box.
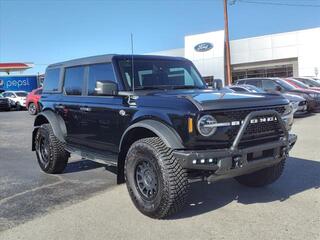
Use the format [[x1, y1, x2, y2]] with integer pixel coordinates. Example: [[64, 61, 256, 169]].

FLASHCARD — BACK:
[[237, 0, 320, 7]]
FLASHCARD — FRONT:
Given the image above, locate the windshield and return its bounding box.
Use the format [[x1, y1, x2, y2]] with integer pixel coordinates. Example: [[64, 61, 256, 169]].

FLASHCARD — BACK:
[[274, 79, 296, 91], [15, 92, 28, 97], [117, 58, 206, 90]]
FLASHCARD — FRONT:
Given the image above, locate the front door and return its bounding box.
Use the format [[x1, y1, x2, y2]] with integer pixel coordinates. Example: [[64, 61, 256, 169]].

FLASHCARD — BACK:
[[79, 63, 130, 155]]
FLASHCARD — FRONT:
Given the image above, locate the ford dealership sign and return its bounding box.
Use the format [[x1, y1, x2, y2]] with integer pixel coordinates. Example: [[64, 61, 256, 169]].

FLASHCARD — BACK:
[[194, 42, 213, 52]]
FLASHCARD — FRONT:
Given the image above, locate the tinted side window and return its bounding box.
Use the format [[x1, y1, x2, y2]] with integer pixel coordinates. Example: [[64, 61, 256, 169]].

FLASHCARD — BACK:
[[262, 80, 278, 91], [246, 79, 261, 88], [64, 66, 85, 95], [87, 63, 115, 96], [43, 68, 60, 92]]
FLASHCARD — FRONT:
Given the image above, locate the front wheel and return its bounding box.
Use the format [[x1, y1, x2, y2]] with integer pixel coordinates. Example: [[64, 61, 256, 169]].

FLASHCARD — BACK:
[[235, 159, 285, 187], [125, 137, 189, 219], [28, 102, 38, 115], [35, 124, 69, 174]]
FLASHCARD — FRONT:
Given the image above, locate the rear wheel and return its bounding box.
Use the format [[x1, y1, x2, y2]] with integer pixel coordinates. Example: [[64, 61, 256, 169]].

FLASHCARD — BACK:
[[35, 124, 69, 174], [125, 137, 189, 219], [28, 102, 38, 115], [235, 159, 285, 187]]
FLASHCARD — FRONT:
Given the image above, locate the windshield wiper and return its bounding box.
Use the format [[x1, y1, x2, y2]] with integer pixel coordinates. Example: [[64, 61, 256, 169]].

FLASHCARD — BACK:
[[135, 85, 203, 90], [170, 85, 202, 90], [135, 86, 168, 90]]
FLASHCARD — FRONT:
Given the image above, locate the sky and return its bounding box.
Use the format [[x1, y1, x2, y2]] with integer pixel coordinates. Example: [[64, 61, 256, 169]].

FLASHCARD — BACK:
[[0, 0, 319, 74]]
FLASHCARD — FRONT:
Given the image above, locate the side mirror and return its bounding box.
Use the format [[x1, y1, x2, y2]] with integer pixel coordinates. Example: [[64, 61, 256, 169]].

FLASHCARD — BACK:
[[95, 81, 118, 96], [275, 86, 283, 92], [213, 79, 223, 90]]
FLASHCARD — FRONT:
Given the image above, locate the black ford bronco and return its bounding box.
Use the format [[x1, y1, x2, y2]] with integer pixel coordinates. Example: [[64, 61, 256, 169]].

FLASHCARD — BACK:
[[32, 54, 297, 218]]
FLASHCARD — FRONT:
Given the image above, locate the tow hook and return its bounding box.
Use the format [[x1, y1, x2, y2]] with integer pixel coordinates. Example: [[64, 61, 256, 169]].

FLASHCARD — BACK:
[[233, 156, 243, 168]]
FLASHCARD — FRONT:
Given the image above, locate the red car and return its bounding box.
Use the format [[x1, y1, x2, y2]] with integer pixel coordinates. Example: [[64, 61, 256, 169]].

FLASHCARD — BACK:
[[26, 87, 42, 115], [285, 78, 320, 92]]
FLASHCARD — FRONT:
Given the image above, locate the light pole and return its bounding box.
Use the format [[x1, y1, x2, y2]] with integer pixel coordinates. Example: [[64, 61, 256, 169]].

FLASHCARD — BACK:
[[223, 0, 232, 85]]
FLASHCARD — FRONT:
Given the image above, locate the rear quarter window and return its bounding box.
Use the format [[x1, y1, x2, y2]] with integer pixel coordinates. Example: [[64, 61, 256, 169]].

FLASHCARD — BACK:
[[43, 68, 61, 92]]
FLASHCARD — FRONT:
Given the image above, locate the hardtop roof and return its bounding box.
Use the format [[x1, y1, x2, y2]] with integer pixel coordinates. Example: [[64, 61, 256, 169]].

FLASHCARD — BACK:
[[47, 54, 188, 69]]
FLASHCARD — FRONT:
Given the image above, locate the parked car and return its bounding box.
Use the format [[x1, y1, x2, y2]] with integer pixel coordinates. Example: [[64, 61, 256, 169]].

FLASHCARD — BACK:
[[284, 78, 320, 92], [292, 77, 320, 89], [236, 78, 320, 112], [26, 87, 42, 115], [228, 84, 308, 116], [228, 84, 265, 93], [0, 93, 11, 111], [32, 54, 297, 219], [2, 91, 28, 110]]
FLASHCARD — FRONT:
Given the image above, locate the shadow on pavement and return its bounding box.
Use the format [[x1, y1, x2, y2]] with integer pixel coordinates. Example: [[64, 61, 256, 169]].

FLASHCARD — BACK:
[[170, 157, 320, 219], [63, 159, 105, 173]]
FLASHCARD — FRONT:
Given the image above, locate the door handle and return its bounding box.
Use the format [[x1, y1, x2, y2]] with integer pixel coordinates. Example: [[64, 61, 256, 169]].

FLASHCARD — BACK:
[[80, 107, 92, 112]]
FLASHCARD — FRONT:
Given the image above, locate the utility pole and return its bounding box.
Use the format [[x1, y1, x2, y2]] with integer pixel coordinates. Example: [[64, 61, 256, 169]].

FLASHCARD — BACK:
[[223, 0, 232, 85]]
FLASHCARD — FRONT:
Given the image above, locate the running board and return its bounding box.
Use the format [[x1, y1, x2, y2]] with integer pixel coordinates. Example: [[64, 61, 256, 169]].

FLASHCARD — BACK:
[[65, 144, 118, 167]]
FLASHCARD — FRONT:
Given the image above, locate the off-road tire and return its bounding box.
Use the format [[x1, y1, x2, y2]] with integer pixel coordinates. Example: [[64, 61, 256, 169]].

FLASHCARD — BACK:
[[235, 159, 285, 187], [125, 137, 189, 219], [35, 123, 69, 174], [28, 102, 38, 115]]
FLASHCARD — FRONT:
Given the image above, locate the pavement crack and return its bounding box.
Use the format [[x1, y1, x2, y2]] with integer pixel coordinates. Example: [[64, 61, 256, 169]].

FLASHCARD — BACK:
[[0, 178, 65, 205]]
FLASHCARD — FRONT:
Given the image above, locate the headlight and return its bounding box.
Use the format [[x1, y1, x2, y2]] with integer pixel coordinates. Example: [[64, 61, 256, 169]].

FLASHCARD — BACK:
[[283, 103, 293, 116], [197, 115, 217, 137]]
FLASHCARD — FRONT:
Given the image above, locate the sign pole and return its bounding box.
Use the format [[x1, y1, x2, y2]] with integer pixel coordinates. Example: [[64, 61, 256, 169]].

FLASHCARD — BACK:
[[224, 0, 232, 85]]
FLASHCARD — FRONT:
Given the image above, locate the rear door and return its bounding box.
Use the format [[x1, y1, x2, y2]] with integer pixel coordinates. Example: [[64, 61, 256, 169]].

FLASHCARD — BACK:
[[56, 66, 87, 145]]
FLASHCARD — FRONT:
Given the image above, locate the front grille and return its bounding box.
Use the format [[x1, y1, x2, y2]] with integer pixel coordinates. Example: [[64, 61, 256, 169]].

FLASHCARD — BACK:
[[217, 106, 285, 143]]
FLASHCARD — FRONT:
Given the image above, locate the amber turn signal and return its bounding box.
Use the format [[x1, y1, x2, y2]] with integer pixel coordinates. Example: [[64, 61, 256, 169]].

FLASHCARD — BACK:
[[188, 117, 193, 133]]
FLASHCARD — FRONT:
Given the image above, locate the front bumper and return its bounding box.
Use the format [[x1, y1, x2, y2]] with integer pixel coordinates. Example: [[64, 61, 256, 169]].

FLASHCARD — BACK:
[[173, 110, 297, 182]]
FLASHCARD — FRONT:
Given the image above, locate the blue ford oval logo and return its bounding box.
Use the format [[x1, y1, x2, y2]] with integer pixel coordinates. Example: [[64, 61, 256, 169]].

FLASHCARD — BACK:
[[194, 42, 213, 52]]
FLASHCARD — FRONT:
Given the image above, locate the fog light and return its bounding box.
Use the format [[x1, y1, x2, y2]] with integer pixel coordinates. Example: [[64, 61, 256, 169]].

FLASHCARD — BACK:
[[208, 158, 213, 163], [192, 160, 197, 164], [200, 159, 205, 164]]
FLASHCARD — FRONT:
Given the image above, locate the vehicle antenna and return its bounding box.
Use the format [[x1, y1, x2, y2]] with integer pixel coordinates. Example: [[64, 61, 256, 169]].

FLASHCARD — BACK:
[[131, 33, 135, 93]]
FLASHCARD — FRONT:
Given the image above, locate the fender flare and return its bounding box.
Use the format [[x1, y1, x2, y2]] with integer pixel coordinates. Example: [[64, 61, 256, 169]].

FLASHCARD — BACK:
[[33, 110, 67, 143], [119, 119, 184, 151]]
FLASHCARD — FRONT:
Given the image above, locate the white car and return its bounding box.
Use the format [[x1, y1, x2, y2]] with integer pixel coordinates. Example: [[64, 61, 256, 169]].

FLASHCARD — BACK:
[[2, 91, 28, 110]]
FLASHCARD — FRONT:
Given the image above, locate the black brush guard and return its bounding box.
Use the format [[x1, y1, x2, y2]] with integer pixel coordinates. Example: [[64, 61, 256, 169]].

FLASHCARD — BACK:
[[173, 110, 297, 182]]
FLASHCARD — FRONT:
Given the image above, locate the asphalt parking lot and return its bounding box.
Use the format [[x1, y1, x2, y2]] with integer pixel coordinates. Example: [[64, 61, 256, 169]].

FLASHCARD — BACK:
[[0, 111, 319, 240]]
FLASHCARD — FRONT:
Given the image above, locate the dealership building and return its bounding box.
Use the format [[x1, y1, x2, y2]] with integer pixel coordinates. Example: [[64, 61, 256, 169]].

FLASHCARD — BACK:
[[148, 27, 320, 83]]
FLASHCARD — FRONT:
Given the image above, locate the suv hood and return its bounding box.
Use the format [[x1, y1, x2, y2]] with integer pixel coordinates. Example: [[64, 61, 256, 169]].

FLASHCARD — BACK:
[[141, 89, 288, 111]]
